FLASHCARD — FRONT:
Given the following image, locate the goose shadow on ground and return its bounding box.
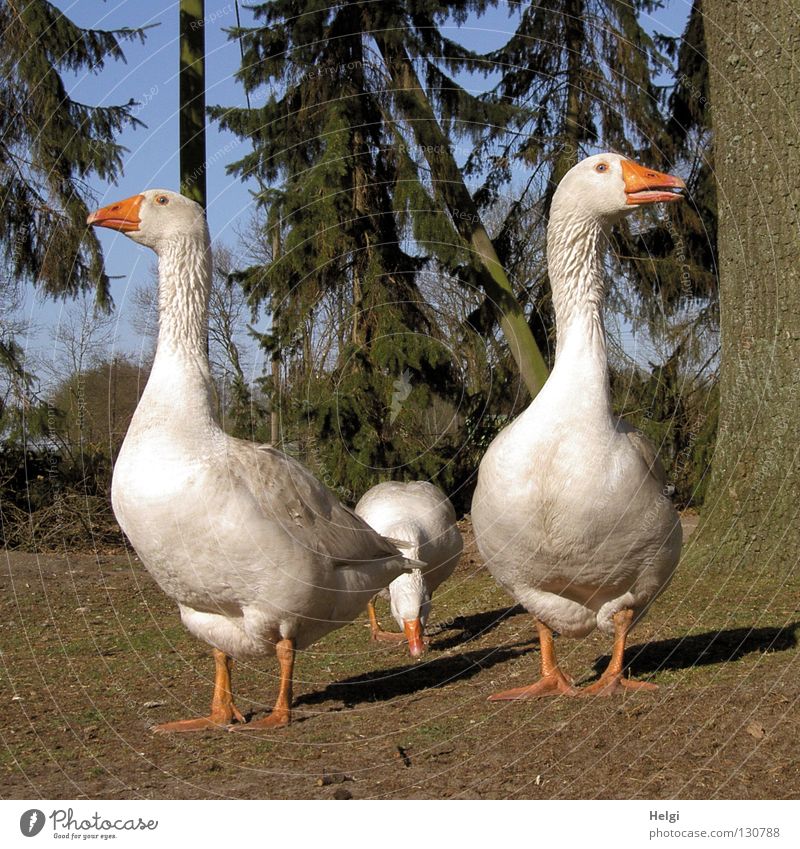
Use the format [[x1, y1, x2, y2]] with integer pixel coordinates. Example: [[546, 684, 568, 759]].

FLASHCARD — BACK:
[[426, 604, 527, 650], [593, 623, 799, 679], [295, 633, 538, 710]]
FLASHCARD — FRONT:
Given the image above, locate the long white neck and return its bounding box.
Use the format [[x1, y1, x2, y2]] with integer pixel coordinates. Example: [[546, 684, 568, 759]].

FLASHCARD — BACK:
[[545, 202, 613, 416], [136, 235, 217, 435], [156, 237, 212, 355]]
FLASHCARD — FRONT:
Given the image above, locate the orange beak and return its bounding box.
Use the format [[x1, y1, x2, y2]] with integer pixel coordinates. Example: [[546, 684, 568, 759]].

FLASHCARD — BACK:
[[403, 619, 426, 659], [86, 194, 144, 232], [621, 160, 685, 205]]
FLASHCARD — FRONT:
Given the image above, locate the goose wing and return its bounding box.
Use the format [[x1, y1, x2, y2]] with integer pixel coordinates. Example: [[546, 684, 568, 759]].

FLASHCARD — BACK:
[[616, 419, 668, 489], [231, 442, 403, 568]]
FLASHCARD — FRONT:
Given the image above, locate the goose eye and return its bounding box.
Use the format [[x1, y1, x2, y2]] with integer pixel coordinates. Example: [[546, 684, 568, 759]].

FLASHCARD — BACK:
[[155, 195, 169, 205], [595, 163, 609, 173]]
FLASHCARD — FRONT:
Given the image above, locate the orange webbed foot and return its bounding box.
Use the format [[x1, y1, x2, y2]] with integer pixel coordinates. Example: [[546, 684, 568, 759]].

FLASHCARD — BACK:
[[580, 674, 658, 696], [489, 669, 579, 700], [371, 629, 409, 643], [153, 649, 247, 732], [228, 710, 290, 731], [152, 712, 242, 733]]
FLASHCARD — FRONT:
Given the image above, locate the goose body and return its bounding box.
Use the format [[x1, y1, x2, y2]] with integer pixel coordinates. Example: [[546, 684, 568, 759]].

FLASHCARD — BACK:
[[472, 154, 684, 697], [89, 190, 410, 729], [113, 431, 408, 656], [473, 386, 680, 639], [355, 481, 463, 654]]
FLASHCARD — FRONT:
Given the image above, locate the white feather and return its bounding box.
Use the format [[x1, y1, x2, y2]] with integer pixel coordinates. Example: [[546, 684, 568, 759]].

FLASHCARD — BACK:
[[471, 154, 682, 639], [109, 190, 412, 660], [355, 481, 463, 626]]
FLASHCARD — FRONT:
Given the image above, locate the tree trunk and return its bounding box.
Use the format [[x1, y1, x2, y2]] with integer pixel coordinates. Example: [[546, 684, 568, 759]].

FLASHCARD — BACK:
[[374, 36, 549, 397], [551, 0, 584, 188], [690, 1, 800, 566], [270, 225, 281, 445], [271, 355, 280, 445], [179, 0, 207, 208]]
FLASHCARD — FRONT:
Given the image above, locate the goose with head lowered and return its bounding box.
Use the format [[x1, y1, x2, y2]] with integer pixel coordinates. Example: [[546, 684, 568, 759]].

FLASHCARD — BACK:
[[355, 481, 463, 657], [472, 154, 684, 698], [88, 190, 416, 731]]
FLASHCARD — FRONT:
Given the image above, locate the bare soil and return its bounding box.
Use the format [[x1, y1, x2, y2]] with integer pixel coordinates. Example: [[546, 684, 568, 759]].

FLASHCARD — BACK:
[[1, 518, 798, 799]]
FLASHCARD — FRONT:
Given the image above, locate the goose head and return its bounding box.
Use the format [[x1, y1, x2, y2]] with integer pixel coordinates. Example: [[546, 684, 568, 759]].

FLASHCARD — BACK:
[[389, 569, 431, 658], [553, 153, 685, 223], [87, 189, 207, 252]]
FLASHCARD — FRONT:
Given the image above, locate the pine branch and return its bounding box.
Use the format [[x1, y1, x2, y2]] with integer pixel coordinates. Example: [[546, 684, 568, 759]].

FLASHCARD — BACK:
[[373, 32, 548, 397]]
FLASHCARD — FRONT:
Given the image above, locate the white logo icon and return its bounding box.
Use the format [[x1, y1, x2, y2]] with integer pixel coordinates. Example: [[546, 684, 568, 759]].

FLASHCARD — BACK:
[[19, 809, 46, 837]]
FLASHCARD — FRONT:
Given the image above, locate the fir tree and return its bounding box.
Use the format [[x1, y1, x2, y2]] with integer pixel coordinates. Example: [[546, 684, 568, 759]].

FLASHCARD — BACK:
[[0, 1, 146, 304], [212, 1, 720, 500], [470, 1, 717, 348], [464, 0, 671, 356], [629, 0, 717, 328], [212, 1, 478, 495]]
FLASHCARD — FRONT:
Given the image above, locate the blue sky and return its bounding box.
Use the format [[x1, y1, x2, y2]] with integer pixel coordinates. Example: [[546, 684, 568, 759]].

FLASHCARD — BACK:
[[23, 0, 692, 378]]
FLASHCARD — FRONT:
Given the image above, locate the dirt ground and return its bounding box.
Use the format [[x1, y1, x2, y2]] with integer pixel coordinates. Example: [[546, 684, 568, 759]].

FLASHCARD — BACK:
[[1, 517, 798, 800]]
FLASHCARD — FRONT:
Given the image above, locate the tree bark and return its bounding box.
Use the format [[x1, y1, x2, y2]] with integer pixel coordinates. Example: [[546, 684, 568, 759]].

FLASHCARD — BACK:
[[551, 0, 585, 188], [374, 36, 549, 397], [270, 225, 281, 445], [691, 2, 800, 566], [179, 0, 207, 209]]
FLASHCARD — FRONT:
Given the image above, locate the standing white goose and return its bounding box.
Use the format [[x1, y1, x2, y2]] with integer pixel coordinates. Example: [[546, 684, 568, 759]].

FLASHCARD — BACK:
[[355, 481, 463, 656], [472, 154, 685, 698], [88, 190, 413, 731]]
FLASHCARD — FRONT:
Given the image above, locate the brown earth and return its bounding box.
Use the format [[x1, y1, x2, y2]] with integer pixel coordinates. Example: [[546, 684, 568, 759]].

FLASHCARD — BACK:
[[1, 518, 798, 799]]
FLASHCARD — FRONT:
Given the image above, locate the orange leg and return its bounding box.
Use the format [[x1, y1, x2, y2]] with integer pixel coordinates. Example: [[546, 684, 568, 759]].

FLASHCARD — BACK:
[[367, 599, 407, 643], [230, 638, 295, 730], [153, 649, 245, 733], [489, 620, 579, 700], [581, 609, 658, 696]]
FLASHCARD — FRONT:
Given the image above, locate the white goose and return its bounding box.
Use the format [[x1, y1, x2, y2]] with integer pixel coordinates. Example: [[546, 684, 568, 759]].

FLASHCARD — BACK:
[[88, 190, 413, 731], [472, 154, 684, 698], [355, 481, 463, 656]]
